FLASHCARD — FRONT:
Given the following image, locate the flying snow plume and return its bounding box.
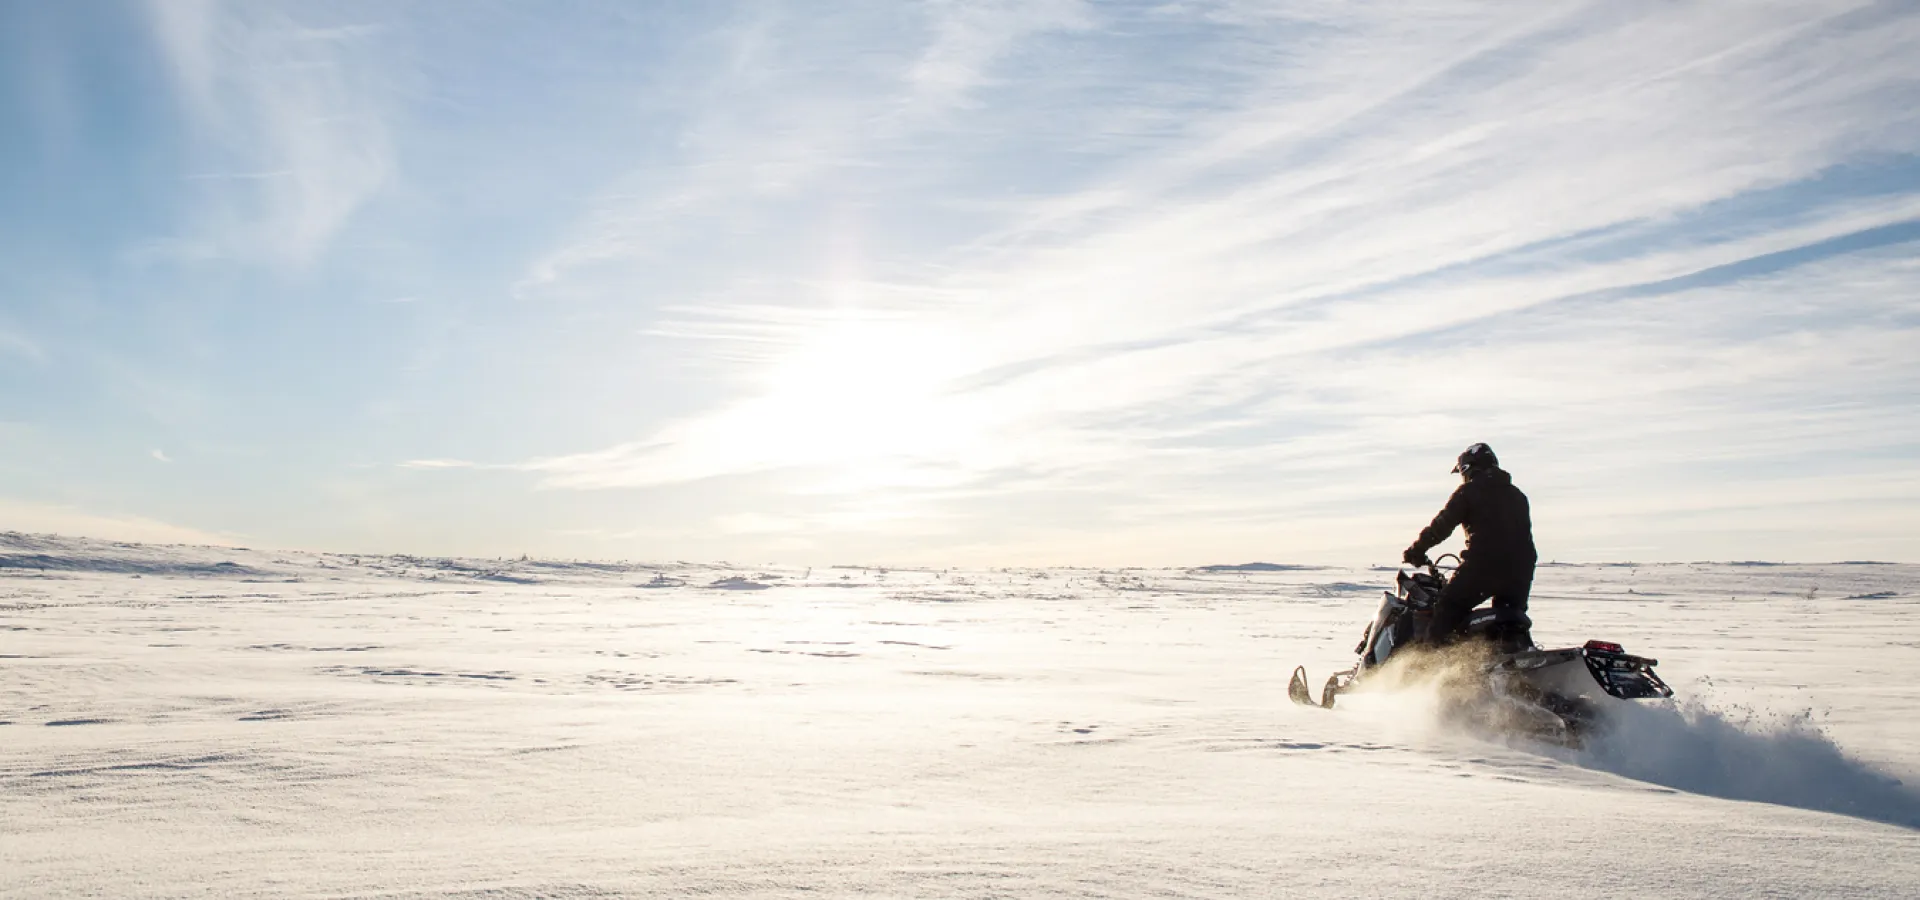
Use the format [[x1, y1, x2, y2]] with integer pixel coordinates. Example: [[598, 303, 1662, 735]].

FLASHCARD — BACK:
[[1329, 650, 1502, 741], [1556, 695, 1920, 829], [1337, 657, 1920, 829]]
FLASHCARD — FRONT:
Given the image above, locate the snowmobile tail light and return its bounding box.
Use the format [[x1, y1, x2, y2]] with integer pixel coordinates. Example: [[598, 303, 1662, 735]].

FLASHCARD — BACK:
[[1583, 640, 1623, 653]]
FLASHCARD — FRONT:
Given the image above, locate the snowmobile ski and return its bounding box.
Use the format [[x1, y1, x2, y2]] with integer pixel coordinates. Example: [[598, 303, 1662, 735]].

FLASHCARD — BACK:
[[1287, 666, 1338, 709]]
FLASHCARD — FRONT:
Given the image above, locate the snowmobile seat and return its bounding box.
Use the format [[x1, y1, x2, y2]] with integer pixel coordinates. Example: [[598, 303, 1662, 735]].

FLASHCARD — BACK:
[[1467, 606, 1531, 626], [1462, 607, 1533, 652]]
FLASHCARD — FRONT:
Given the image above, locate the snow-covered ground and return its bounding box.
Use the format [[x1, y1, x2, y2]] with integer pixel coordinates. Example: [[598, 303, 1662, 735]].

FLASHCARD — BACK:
[[3, 533, 1916, 898]]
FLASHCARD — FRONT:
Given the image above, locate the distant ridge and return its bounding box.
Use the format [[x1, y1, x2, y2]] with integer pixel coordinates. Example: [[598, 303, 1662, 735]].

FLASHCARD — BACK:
[[1192, 562, 1331, 573]]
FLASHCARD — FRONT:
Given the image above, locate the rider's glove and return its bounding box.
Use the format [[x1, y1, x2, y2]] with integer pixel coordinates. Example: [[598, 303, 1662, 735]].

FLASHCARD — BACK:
[[1402, 546, 1430, 567]]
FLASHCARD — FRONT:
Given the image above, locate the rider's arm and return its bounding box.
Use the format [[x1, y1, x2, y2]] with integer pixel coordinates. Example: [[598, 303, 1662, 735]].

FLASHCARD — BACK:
[[1410, 484, 1471, 555]]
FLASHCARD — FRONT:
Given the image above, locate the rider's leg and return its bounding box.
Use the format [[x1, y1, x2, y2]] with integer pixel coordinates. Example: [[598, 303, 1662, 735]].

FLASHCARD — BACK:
[[1427, 567, 1492, 645], [1484, 568, 1535, 648], [1489, 567, 1534, 615]]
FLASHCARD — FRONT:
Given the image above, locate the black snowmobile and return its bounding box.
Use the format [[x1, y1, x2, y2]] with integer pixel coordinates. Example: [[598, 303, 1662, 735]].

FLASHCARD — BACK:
[[1288, 554, 1672, 746]]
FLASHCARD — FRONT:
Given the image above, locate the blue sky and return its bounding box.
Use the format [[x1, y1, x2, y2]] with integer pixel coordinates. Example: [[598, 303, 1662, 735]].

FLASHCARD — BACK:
[[2, 0, 1916, 565]]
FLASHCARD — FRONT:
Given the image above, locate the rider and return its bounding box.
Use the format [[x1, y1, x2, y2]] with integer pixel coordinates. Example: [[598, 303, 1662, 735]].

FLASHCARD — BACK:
[[1402, 443, 1538, 646]]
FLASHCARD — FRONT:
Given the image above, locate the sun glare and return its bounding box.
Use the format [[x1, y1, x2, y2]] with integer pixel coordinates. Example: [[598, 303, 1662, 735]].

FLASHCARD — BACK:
[[748, 317, 987, 477]]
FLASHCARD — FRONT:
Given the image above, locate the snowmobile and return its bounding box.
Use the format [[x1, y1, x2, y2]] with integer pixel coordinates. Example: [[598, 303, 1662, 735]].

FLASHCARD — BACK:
[[1288, 554, 1672, 746]]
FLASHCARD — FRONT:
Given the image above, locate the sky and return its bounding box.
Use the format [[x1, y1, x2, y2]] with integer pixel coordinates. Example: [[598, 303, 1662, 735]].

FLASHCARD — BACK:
[[1, 0, 1917, 567]]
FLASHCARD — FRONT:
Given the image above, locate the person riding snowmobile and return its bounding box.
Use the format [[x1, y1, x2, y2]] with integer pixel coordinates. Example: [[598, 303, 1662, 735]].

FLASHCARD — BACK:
[[1289, 446, 1669, 732], [1402, 443, 1538, 646]]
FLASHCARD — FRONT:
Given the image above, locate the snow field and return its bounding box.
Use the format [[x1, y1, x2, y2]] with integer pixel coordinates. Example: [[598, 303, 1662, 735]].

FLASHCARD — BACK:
[[2, 536, 1916, 897]]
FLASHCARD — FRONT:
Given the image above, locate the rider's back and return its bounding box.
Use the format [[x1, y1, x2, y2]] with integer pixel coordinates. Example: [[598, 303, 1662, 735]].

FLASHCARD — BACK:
[[1433, 468, 1537, 573]]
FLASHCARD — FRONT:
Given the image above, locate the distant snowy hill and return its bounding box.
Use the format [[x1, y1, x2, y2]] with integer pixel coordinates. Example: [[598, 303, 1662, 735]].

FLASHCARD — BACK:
[[1192, 561, 1332, 572], [0, 531, 686, 585]]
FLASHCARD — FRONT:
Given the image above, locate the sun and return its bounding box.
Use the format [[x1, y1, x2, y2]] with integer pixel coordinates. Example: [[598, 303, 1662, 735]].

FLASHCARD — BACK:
[[539, 312, 1011, 493], [750, 318, 982, 476]]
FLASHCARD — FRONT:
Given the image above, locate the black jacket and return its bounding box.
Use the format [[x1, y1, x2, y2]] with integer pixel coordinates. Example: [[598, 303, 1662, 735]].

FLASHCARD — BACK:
[[1410, 467, 1537, 572]]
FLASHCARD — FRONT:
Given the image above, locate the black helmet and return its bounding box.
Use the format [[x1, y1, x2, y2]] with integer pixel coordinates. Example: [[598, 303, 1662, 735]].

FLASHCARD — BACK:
[[1452, 442, 1498, 474]]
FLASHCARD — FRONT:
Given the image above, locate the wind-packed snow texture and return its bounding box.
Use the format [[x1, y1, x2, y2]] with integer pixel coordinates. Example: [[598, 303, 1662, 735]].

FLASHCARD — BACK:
[[3, 534, 1916, 898]]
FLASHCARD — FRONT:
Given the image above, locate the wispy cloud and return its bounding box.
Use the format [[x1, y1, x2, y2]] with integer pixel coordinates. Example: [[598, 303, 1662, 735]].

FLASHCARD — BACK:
[[901, 0, 1091, 115], [515, 1, 1094, 298], [397, 458, 488, 470], [0, 327, 47, 363], [142, 0, 393, 267]]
